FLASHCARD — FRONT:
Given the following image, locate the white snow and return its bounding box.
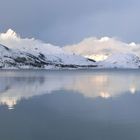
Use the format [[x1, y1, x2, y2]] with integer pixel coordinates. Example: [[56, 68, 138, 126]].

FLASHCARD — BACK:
[[0, 29, 95, 69], [98, 53, 140, 68]]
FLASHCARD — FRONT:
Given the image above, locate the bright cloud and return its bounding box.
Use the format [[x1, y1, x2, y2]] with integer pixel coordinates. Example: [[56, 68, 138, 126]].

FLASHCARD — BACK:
[[64, 37, 140, 61]]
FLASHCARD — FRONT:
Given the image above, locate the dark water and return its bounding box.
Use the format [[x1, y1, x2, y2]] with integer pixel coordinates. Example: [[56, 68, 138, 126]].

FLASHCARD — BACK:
[[0, 69, 140, 140]]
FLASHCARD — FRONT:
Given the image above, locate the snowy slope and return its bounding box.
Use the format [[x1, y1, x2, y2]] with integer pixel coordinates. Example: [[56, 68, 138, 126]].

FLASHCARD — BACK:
[[98, 53, 140, 68], [0, 30, 96, 69], [0, 44, 97, 69]]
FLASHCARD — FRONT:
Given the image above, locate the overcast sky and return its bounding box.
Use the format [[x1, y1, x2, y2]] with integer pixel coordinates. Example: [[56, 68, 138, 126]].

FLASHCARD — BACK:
[[0, 0, 140, 46]]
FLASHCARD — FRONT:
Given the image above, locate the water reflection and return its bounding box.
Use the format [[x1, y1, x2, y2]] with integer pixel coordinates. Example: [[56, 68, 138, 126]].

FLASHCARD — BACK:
[[0, 70, 140, 109], [1, 70, 140, 140]]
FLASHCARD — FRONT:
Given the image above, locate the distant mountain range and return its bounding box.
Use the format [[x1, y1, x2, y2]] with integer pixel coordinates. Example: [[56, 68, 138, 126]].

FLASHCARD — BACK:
[[0, 43, 140, 69], [0, 29, 140, 69]]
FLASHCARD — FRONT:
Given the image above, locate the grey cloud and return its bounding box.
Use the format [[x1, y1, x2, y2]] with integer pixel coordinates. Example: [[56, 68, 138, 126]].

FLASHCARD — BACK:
[[0, 0, 140, 46]]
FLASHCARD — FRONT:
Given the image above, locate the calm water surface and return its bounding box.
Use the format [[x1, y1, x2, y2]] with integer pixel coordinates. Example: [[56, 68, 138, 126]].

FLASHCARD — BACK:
[[0, 69, 140, 140]]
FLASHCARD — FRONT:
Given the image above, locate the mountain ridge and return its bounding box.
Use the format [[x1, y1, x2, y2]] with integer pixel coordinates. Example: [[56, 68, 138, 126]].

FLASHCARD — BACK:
[[0, 29, 140, 69]]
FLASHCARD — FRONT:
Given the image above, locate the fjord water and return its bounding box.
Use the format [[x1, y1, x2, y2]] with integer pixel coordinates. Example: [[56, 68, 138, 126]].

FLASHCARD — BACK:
[[0, 70, 140, 140]]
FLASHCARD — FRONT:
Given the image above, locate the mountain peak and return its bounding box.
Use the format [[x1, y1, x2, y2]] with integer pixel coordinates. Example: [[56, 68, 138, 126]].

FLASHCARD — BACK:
[[0, 29, 19, 40]]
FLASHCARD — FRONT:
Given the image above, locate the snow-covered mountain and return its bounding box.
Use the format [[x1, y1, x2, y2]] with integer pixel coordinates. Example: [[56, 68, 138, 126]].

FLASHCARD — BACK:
[[0, 29, 96, 69], [1, 29, 140, 69], [0, 44, 97, 69], [98, 53, 140, 68]]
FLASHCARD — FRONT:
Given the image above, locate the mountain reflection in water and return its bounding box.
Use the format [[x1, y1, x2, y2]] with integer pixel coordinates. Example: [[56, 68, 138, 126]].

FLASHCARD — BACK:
[[0, 70, 139, 109], [1, 70, 140, 140]]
